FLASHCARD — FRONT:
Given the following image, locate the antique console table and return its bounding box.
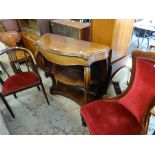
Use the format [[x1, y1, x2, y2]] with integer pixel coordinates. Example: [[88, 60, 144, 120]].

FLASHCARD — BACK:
[[35, 33, 111, 105]]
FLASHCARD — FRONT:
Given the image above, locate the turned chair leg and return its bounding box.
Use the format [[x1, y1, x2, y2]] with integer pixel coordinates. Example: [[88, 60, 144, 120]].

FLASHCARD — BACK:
[[40, 83, 50, 105], [0, 95, 15, 118], [81, 115, 87, 127]]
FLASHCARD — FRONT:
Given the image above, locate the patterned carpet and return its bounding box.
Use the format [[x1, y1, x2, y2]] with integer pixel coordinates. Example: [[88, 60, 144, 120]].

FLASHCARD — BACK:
[[1, 89, 88, 135]]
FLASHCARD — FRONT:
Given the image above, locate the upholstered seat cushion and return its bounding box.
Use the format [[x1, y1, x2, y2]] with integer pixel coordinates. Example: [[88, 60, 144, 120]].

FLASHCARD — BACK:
[[80, 100, 141, 135], [2, 72, 40, 95]]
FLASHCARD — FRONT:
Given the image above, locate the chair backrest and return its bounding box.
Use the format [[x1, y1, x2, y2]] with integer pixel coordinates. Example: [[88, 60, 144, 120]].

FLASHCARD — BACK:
[[0, 47, 37, 75], [119, 51, 155, 124]]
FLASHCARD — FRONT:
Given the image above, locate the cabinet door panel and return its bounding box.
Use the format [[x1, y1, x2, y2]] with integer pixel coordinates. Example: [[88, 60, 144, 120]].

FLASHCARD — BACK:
[[112, 19, 134, 62], [91, 19, 134, 62]]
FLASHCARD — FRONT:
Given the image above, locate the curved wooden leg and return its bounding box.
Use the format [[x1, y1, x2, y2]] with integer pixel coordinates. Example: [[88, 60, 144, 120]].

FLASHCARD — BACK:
[[98, 58, 112, 98], [49, 73, 57, 94], [84, 66, 91, 104]]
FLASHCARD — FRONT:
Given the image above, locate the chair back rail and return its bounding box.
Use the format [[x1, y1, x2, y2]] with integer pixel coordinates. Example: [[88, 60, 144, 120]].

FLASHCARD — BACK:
[[0, 47, 37, 75]]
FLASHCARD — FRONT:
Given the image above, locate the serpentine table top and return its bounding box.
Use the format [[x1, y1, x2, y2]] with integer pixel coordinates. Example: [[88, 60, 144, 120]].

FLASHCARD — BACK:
[[35, 33, 110, 66]]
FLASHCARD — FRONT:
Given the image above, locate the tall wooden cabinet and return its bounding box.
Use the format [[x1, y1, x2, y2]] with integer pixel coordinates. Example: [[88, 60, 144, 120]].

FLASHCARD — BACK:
[[91, 19, 134, 62]]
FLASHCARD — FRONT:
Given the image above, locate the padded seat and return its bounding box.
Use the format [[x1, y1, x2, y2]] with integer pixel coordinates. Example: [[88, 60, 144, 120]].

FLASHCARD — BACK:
[[80, 51, 155, 135], [2, 72, 40, 95], [81, 100, 141, 135]]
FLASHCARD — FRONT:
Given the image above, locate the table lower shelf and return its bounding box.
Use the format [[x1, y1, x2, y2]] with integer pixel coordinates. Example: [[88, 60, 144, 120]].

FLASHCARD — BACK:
[[52, 65, 98, 87], [50, 81, 98, 106]]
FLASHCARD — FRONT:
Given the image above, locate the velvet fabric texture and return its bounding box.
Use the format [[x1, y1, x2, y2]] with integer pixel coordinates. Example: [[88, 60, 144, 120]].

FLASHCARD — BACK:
[[81, 100, 141, 135], [2, 72, 40, 95], [120, 59, 155, 123], [80, 58, 155, 135]]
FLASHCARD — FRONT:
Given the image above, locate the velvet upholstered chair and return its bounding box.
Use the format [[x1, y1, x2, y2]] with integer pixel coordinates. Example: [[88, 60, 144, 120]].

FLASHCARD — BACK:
[[0, 47, 49, 118], [81, 50, 155, 135]]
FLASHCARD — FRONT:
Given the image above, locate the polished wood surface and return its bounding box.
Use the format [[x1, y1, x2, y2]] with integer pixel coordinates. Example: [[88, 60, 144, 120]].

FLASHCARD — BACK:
[[0, 31, 27, 62], [112, 20, 134, 61], [36, 33, 109, 66], [0, 31, 21, 47], [20, 31, 40, 56], [35, 33, 111, 105], [91, 19, 115, 46], [91, 19, 134, 62]]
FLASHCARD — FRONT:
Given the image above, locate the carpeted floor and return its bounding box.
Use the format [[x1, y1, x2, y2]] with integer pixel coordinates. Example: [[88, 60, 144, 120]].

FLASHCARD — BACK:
[[1, 90, 88, 135]]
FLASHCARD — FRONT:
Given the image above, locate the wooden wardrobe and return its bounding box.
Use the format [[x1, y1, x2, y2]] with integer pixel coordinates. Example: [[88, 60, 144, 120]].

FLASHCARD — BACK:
[[91, 19, 134, 63]]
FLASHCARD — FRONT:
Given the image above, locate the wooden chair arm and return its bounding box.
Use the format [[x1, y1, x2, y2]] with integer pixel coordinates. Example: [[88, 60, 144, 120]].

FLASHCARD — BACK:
[[140, 96, 155, 134]]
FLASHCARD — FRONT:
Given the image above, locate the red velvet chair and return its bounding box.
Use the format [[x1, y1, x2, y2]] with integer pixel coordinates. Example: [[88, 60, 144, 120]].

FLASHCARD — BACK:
[[0, 47, 50, 118], [81, 50, 155, 135]]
